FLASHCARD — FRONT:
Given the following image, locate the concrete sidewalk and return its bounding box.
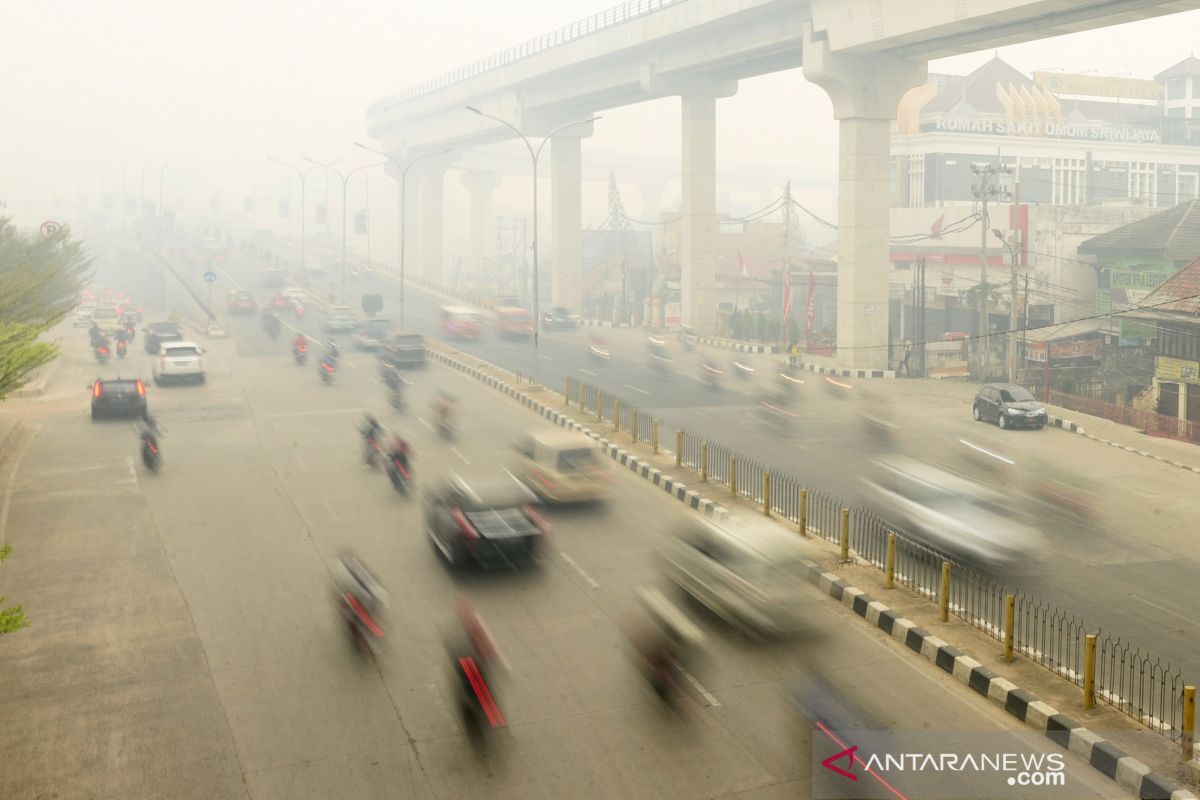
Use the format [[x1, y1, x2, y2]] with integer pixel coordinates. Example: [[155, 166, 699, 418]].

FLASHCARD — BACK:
[[1040, 401, 1200, 473]]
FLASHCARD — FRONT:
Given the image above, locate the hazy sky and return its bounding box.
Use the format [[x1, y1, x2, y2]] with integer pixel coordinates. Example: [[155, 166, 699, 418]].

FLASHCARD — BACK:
[[5, 1, 1200, 229]]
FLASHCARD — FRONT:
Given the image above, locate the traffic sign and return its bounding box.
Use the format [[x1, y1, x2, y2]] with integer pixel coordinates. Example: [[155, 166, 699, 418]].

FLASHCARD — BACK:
[[40, 220, 60, 238], [203, 271, 217, 283]]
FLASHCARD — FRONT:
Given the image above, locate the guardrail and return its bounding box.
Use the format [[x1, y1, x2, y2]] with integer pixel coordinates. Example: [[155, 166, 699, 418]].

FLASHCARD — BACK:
[[367, 0, 685, 115], [565, 373, 1191, 743]]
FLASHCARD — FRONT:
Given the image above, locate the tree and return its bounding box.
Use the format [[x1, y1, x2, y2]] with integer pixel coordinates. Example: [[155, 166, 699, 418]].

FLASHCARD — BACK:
[[361, 293, 383, 316], [0, 544, 29, 635], [0, 218, 92, 400]]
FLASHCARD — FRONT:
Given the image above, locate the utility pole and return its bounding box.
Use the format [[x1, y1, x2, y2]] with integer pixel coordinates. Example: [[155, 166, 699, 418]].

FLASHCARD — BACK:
[[1021, 272, 1030, 384], [971, 162, 1009, 379], [1008, 176, 1021, 382], [782, 181, 793, 351], [608, 173, 629, 324]]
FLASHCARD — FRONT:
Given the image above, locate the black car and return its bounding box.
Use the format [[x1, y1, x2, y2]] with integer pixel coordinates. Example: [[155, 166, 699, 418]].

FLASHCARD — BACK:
[[542, 306, 579, 331], [143, 321, 185, 354], [90, 377, 147, 421], [378, 331, 426, 373], [972, 383, 1047, 429], [424, 471, 547, 569]]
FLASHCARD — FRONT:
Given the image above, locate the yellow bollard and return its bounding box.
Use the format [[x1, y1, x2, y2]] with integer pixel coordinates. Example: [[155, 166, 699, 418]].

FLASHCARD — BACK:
[[1183, 685, 1195, 761], [939, 561, 951, 622], [1004, 594, 1016, 662], [701, 442, 708, 482], [799, 489, 808, 536], [597, 390, 604, 422], [675, 431, 683, 467], [652, 419, 659, 454], [564, 377, 571, 406], [839, 508, 850, 562], [885, 533, 895, 589], [614, 399, 622, 432], [762, 471, 771, 516], [631, 409, 639, 443], [1084, 634, 1097, 709], [730, 455, 738, 497]]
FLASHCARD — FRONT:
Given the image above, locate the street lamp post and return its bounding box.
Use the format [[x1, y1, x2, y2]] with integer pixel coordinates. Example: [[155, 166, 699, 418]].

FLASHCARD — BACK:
[[354, 143, 453, 330], [304, 158, 384, 304], [465, 107, 599, 387], [267, 158, 324, 289], [158, 154, 193, 234]]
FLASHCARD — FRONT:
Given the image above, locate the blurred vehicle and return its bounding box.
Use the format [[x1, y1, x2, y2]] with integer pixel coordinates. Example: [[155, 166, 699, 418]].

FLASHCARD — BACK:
[[322, 305, 358, 334], [282, 287, 306, 309], [334, 553, 388, 657], [493, 295, 521, 309], [542, 306, 579, 331], [261, 310, 282, 339], [119, 312, 139, 340], [647, 337, 672, 376], [510, 430, 612, 505], [378, 331, 426, 371], [495, 306, 534, 339], [262, 268, 287, 288], [116, 338, 128, 359], [731, 356, 755, 379], [353, 317, 392, 351], [1022, 453, 1101, 524], [73, 303, 97, 327], [93, 340, 112, 364], [972, 383, 1047, 430], [661, 515, 815, 637], [860, 455, 1042, 569], [143, 321, 185, 354], [152, 341, 206, 385], [227, 289, 257, 315], [292, 334, 308, 366], [588, 336, 611, 361], [679, 328, 697, 351], [857, 390, 900, 450], [285, 295, 306, 317], [91, 305, 124, 335], [442, 305, 484, 340], [423, 470, 547, 569], [318, 354, 338, 384], [90, 377, 147, 421], [137, 413, 162, 472], [633, 586, 705, 703], [433, 391, 457, 439], [700, 359, 723, 389], [449, 599, 508, 735]]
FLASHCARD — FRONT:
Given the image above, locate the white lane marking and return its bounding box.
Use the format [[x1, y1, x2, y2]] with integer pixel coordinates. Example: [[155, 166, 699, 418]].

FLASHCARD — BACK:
[[418, 417, 435, 433], [450, 447, 470, 465], [579, 368, 598, 377], [1130, 594, 1197, 624], [672, 658, 720, 707], [559, 552, 600, 590], [624, 384, 650, 396]]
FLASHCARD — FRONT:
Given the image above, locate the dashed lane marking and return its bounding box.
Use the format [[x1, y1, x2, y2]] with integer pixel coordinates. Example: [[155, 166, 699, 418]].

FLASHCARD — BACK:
[[624, 384, 650, 396], [559, 552, 600, 590]]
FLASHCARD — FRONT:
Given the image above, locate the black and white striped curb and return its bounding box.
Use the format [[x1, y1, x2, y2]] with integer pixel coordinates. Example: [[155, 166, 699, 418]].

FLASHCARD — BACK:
[[695, 336, 777, 354], [425, 348, 728, 522], [801, 559, 1197, 800], [1047, 416, 1200, 476], [795, 362, 895, 379]]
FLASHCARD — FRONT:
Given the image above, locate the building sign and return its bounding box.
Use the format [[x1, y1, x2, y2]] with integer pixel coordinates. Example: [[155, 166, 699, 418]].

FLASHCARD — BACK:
[[1156, 356, 1200, 383], [1100, 259, 1175, 342], [1026, 340, 1099, 363], [1032, 71, 1162, 101], [1109, 270, 1168, 291], [931, 115, 1161, 143]]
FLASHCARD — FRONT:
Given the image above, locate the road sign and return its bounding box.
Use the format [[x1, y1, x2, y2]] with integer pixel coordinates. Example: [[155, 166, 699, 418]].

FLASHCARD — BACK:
[[40, 220, 61, 238], [203, 271, 217, 283]]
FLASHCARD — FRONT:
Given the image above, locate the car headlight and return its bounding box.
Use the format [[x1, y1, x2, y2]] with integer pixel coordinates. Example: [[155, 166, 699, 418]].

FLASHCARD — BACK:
[[1006, 408, 1020, 415]]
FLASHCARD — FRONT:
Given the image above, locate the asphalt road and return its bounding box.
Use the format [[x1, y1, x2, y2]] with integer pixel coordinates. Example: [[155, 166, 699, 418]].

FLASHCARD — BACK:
[[200, 236, 1200, 682], [0, 236, 1129, 799]]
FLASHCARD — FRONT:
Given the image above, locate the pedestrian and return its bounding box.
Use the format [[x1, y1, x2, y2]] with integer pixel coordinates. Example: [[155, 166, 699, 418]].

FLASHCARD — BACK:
[[898, 342, 912, 377]]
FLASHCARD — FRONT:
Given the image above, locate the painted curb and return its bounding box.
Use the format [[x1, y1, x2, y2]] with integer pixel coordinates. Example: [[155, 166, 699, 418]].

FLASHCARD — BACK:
[[794, 361, 896, 380], [425, 348, 728, 523], [796, 558, 1197, 800], [1047, 415, 1200, 476]]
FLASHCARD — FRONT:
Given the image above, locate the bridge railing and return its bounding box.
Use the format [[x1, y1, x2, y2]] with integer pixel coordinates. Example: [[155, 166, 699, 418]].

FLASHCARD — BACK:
[[368, 0, 685, 115]]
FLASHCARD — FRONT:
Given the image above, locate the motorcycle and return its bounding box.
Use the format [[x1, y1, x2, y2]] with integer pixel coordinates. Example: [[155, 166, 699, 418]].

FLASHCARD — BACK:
[[116, 339, 128, 359], [267, 319, 281, 339], [386, 453, 411, 494], [319, 356, 338, 384], [732, 358, 755, 379], [293, 340, 308, 366], [701, 362, 722, 390], [635, 587, 705, 706], [94, 343, 111, 364], [140, 429, 160, 472], [363, 433, 383, 467]]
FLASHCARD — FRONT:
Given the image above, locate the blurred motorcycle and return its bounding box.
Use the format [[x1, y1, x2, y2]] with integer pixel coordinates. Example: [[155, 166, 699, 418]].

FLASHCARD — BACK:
[[634, 587, 705, 705], [94, 343, 111, 364], [318, 356, 337, 384], [386, 452, 411, 494], [293, 339, 308, 366], [731, 358, 755, 380], [701, 361, 723, 390], [116, 338, 128, 359]]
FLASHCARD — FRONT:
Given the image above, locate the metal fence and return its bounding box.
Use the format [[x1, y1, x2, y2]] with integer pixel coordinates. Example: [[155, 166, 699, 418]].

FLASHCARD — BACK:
[[559, 374, 1189, 742]]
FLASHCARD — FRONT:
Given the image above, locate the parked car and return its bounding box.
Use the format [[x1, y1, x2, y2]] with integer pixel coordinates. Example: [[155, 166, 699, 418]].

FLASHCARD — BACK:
[[152, 341, 206, 385], [510, 430, 611, 505], [227, 289, 257, 314], [378, 331, 426, 370], [424, 471, 547, 569], [542, 306, 579, 331], [660, 515, 815, 637], [143, 321, 185, 354], [353, 317, 392, 351], [322, 306, 358, 334], [74, 303, 97, 327], [90, 377, 147, 421], [972, 383, 1047, 429]]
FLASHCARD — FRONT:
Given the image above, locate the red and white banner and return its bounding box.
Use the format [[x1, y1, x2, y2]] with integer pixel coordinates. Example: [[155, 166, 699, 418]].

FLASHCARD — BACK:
[[782, 270, 793, 318], [737, 252, 748, 277]]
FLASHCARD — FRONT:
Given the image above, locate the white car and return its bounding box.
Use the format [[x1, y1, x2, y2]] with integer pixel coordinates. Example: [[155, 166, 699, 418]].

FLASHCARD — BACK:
[[323, 306, 358, 333], [152, 341, 206, 385], [74, 304, 97, 327]]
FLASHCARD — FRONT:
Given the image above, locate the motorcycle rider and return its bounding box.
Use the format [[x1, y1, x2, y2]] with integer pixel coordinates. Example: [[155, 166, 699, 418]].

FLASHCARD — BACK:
[[360, 413, 383, 462], [450, 598, 507, 730], [325, 338, 340, 359], [634, 587, 704, 703], [336, 552, 387, 651], [292, 332, 308, 357], [386, 432, 412, 476]]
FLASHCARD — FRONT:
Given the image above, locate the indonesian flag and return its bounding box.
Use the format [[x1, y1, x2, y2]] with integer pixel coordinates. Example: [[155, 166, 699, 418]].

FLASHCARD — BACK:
[[783, 270, 793, 318], [738, 252, 748, 277]]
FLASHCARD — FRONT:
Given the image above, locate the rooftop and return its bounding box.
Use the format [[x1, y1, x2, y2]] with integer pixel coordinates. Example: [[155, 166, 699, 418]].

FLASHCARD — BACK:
[[1077, 200, 1200, 262]]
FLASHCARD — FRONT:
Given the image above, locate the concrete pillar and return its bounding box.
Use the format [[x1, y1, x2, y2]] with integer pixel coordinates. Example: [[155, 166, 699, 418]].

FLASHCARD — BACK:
[[804, 25, 926, 369], [417, 169, 444, 282], [460, 171, 501, 268], [680, 92, 719, 335], [551, 135, 583, 312]]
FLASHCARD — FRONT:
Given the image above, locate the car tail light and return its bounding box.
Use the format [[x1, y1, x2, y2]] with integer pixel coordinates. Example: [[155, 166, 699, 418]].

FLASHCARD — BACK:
[[93, 382, 102, 398], [524, 504, 550, 534], [451, 508, 478, 540], [136, 380, 146, 396], [530, 469, 556, 491]]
